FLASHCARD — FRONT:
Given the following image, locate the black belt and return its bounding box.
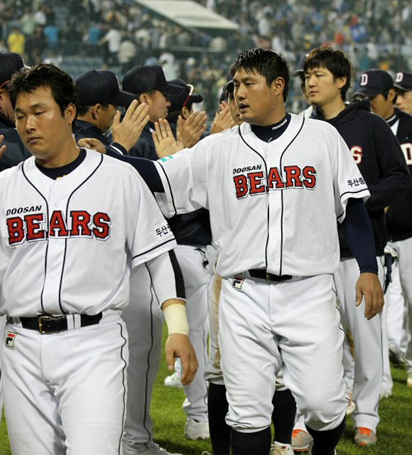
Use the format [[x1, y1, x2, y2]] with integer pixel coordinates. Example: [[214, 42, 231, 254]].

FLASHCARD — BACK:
[[15, 313, 103, 334], [248, 269, 292, 282]]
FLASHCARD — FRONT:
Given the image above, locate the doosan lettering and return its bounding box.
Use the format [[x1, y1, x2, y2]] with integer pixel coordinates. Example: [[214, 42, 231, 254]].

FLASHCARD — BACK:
[[6, 205, 42, 215]]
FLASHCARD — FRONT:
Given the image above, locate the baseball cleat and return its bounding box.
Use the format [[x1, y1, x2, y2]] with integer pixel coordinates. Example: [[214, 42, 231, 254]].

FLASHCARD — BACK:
[[347, 399, 356, 414], [292, 429, 312, 452], [354, 427, 377, 446], [184, 417, 210, 440], [270, 441, 294, 454], [163, 371, 183, 388]]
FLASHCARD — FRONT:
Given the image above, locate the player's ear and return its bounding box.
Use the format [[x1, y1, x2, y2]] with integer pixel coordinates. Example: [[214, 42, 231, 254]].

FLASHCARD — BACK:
[[140, 93, 151, 105], [272, 77, 285, 97], [336, 76, 347, 90], [388, 88, 396, 103], [65, 102, 76, 123]]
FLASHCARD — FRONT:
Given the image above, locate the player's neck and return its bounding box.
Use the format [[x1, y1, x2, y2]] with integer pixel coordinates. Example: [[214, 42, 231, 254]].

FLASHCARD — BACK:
[[36, 139, 82, 169], [252, 106, 287, 127], [317, 97, 346, 120]]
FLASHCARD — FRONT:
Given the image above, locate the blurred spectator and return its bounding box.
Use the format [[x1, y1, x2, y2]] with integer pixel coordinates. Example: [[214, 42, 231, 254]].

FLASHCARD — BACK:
[[7, 27, 25, 56], [20, 7, 36, 37], [118, 31, 137, 75], [99, 19, 121, 66], [25, 25, 46, 65], [43, 24, 59, 50]]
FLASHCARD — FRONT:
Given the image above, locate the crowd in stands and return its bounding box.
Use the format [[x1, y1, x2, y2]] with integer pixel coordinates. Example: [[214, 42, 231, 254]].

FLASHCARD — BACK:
[[1, 0, 412, 114]]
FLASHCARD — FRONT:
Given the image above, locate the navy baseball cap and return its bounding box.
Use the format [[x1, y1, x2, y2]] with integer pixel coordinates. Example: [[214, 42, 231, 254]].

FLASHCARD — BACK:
[[394, 71, 412, 92], [76, 70, 136, 107], [168, 78, 203, 112], [123, 65, 184, 96], [354, 69, 394, 97], [292, 53, 309, 77], [0, 52, 25, 87]]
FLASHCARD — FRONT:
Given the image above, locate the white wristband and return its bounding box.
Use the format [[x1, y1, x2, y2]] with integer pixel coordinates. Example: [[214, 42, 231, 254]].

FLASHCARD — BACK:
[[163, 304, 189, 336]]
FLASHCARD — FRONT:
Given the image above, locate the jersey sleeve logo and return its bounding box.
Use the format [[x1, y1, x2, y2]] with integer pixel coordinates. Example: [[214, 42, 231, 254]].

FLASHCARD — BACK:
[[233, 165, 317, 199], [6, 209, 111, 246]]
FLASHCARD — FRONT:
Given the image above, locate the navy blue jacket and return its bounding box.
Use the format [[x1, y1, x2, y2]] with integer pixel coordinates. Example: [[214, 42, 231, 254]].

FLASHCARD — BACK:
[[0, 114, 31, 171], [313, 99, 410, 257], [386, 108, 412, 241]]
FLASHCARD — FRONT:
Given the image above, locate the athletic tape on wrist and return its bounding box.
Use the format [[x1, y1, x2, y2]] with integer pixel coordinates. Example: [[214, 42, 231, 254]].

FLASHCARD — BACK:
[[163, 304, 189, 335]]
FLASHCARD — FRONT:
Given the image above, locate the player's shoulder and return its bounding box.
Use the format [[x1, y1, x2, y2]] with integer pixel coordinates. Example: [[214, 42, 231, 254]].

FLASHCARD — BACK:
[[85, 148, 145, 182]]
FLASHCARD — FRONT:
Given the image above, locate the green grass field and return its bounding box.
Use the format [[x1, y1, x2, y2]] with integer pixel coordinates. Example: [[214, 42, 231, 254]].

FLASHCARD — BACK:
[[0, 341, 411, 455]]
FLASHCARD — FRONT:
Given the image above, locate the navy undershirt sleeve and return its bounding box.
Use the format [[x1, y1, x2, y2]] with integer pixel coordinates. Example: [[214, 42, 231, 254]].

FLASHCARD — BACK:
[[106, 149, 164, 192], [342, 198, 378, 274]]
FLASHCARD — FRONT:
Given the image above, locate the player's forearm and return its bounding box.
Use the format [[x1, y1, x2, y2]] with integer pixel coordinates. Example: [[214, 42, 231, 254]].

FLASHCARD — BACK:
[[343, 198, 378, 274], [145, 250, 185, 305]]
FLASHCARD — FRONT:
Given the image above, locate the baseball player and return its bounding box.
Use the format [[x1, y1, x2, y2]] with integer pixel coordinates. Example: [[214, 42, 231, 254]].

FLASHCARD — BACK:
[[107, 66, 208, 453], [305, 48, 410, 447], [73, 69, 150, 156], [143, 48, 385, 455], [152, 75, 299, 455], [355, 69, 412, 390], [0, 63, 197, 455], [160, 78, 211, 441], [394, 71, 412, 115]]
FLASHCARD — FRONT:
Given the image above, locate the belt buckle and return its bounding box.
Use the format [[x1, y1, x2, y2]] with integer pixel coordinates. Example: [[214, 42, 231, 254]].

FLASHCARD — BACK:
[[265, 272, 272, 282], [38, 315, 56, 334]]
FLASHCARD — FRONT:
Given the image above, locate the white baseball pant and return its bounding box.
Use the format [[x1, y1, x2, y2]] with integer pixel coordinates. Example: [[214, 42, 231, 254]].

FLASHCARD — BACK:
[[2, 312, 128, 455], [334, 257, 385, 431], [219, 274, 347, 433]]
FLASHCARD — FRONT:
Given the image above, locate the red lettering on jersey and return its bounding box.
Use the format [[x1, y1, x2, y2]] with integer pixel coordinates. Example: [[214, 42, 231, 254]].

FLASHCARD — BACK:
[[284, 165, 303, 187], [302, 166, 317, 189], [26, 213, 46, 241], [93, 212, 111, 239], [267, 167, 285, 189], [248, 171, 266, 194], [49, 211, 69, 237], [234, 175, 248, 198], [351, 146, 363, 165], [70, 211, 92, 236], [7, 217, 25, 245]]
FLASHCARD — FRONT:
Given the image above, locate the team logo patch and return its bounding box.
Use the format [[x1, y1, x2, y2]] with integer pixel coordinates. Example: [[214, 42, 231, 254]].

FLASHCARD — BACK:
[[5, 331, 17, 349], [232, 276, 245, 290]]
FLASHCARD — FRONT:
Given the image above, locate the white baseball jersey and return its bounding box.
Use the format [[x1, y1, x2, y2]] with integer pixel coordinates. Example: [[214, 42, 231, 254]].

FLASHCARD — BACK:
[[155, 114, 369, 278], [0, 150, 176, 317]]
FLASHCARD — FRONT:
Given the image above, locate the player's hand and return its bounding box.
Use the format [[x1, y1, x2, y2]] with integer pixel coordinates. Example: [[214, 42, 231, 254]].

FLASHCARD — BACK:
[[165, 333, 198, 385], [177, 110, 207, 147], [210, 104, 236, 134], [111, 101, 150, 151], [0, 135, 6, 159], [78, 137, 107, 154], [355, 272, 384, 320], [152, 118, 183, 158]]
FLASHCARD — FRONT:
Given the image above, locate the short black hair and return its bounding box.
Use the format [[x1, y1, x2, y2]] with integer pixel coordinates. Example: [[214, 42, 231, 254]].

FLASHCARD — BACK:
[[8, 63, 77, 116], [230, 48, 290, 102], [304, 47, 352, 101]]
